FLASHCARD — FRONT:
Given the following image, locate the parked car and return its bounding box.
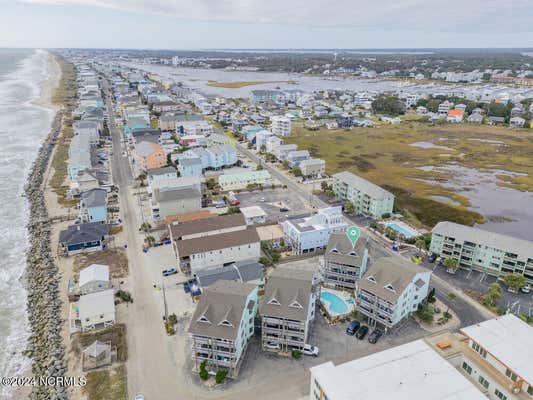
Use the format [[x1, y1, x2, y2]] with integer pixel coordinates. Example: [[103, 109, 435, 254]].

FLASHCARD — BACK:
[[428, 253, 437, 263], [264, 342, 280, 351], [368, 329, 383, 344], [134, 395, 144, 400], [260, 197, 265, 202], [302, 344, 319, 357], [162, 268, 178, 277], [521, 284, 531, 294], [355, 325, 369, 340], [279, 207, 289, 212], [346, 320, 360, 335]]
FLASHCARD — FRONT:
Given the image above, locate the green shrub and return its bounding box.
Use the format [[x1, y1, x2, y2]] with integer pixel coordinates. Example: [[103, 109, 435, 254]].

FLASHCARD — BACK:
[[291, 350, 302, 359], [215, 369, 228, 384], [199, 361, 209, 381]]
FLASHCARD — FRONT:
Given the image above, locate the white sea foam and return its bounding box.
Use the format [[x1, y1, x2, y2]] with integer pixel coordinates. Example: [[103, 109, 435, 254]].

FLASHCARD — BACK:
[[0, 49, 56, 398]]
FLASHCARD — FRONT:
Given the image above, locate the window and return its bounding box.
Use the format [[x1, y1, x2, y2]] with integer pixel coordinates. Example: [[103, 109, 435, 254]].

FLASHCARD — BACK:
[[478, 375, 489, 389], [472, 342, 487, 358], [494, 389, 507, 400], [505, 368, 518, 382], [462, 361, 472, 375]]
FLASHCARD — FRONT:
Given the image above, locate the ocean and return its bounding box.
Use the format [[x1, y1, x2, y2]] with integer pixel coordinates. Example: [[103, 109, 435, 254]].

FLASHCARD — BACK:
[[0, 49, 55, 397]]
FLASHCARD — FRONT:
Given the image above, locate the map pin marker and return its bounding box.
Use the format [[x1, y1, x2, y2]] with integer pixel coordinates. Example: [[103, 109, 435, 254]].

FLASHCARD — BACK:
[[347, 226, 360, 248]]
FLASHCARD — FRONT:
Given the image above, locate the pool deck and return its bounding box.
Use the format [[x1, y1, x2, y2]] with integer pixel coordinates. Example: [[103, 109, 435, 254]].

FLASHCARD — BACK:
[[383, 220, 421, 238]]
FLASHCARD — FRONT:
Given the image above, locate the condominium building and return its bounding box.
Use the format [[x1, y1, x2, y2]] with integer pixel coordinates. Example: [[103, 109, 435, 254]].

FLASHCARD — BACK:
[[310, 339, 487, 400], [271, 115, 292, 137], [172, 228, 260, 274], [427, 314, 533, 400], [332, 171, 394, 219], [259, 268, 317, 353], [321, 232, 369, 290], [299, 158, 326, 178], [218, 170, 272, 191], [430, 221, 533, 284], [282, 207, 348, 255], [188, 281, 258, 378], [356, 257, 430, 330]]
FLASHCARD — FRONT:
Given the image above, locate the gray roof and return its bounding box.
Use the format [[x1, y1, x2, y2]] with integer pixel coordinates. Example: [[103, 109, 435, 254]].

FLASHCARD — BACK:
[[59, 222, 109, 246], [83, 340, 111, 358], [176, 227, 260, 257], [169, 214, 245, 240], [147, 166, 176, 177], [325, 232, 368, 267], [195, 261, 264, 288], [179, 157, 202, 167], [432, 221, 533, 259], [188, 280, 256, 341], [160, 113, 203, 122], [131, 128, 160, 143], [259, 268, 314, 322], [80, 188, 107, 208], [333, 171, 394, 201], [358, 257, 427, 303], [154, 187, 200, 203]]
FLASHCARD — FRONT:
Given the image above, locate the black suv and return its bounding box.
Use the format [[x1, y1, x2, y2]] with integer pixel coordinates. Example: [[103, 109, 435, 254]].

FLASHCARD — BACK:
[[346, 320, 360, 335], [355, 325, 369, 340], [368, 329, 383, 344]]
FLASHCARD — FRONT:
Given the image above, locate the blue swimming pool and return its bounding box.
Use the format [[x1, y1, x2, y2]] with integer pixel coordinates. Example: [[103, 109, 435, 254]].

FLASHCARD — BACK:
[[320, 291, 349, 315], [385, 222, 416, 239]]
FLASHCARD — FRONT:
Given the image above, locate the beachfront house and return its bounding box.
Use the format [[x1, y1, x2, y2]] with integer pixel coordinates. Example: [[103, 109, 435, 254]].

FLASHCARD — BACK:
[[59, 222, 109, 256], [70, 288, 116, 333], [77, 263, 111, 295], [79, 188, 107, 223]]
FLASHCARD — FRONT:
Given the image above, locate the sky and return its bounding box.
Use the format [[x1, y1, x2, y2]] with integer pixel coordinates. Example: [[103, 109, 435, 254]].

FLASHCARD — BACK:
[[0, 0, 532, 49]]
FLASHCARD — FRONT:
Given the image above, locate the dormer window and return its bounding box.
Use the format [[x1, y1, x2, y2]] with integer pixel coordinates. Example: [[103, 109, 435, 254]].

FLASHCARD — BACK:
[[330, 248, 339, 253], [349, 251, 357, 257], [219, 319, 233, 327], [384, 284, 396, 293], [198, 315, 211, 324], [366, 276, 376, 283], [268, 298, 281, 306], [289, 301, 303, 309]]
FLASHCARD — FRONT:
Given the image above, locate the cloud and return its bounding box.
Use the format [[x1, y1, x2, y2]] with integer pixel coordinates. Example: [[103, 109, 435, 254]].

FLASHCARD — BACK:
[[20, 0, 533, 34]]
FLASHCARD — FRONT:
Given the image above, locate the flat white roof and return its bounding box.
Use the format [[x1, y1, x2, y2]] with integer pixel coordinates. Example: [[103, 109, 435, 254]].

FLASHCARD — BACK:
[[78, 289, 115, 320], [240, 206, 267, 218], [310, 339, 486, 400], [79, 263, 109, 287], [460, 314, 533, 386]]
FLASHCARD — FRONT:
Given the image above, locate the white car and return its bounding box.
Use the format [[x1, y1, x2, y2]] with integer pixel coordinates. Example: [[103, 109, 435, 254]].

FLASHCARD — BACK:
[[521, 284, 531, 294], [264, 342, 280, 351], [302, 344, 319, 357], [134, 395, 144, 400]]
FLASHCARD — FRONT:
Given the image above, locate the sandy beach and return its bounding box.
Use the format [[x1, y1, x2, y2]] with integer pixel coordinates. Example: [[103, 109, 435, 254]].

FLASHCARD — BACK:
[[35, 50, 62, 112]]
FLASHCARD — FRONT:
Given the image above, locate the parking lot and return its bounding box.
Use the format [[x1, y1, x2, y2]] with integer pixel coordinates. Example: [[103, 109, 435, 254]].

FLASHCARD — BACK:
[[426, 261, 533, 317], [237, 188, 312, 223]]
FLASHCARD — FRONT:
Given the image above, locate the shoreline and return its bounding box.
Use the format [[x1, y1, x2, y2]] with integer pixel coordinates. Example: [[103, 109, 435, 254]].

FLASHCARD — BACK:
[[19, 51, 69, 400]]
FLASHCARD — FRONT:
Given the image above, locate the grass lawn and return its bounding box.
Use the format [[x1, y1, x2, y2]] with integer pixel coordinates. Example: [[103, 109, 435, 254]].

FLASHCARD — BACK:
[[84, 365, 127, 400], [286, 122, 533, 228], [206, 80, 296, 88]]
